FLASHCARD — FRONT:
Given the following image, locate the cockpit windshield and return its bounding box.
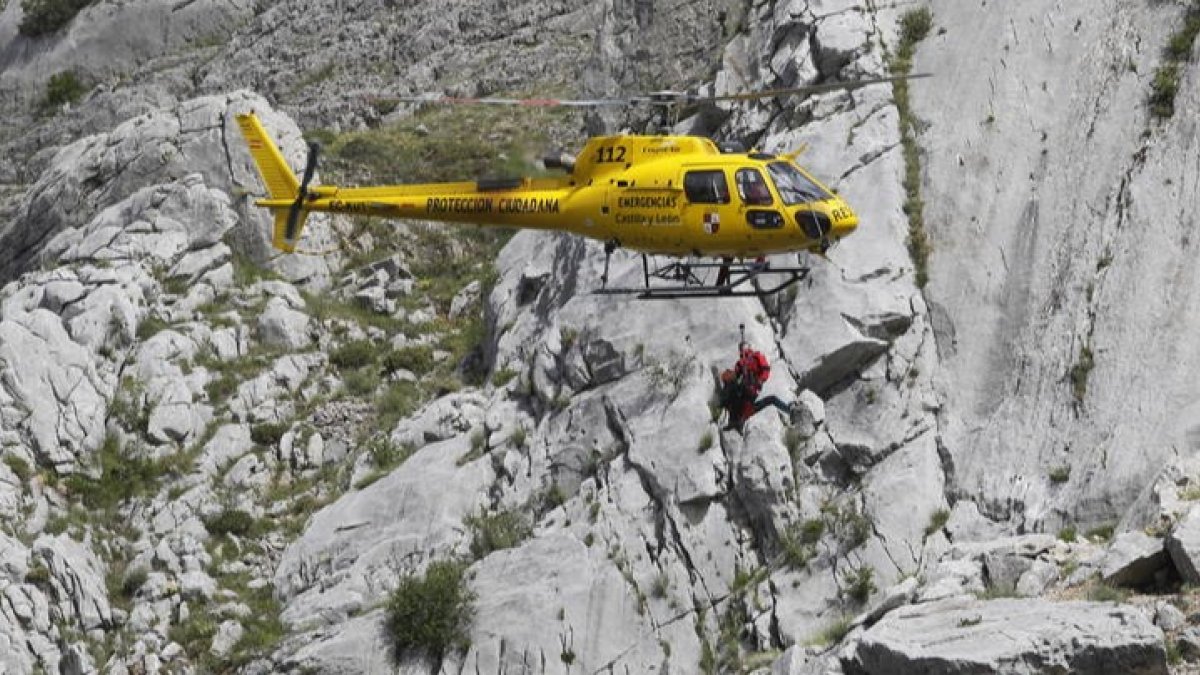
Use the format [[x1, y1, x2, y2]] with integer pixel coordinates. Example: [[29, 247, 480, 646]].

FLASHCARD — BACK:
[[767, 161, 832, 205]]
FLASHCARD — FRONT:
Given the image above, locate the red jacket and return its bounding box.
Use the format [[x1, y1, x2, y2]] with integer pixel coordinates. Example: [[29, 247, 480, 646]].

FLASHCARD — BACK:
[[736, 349, 770, 395]]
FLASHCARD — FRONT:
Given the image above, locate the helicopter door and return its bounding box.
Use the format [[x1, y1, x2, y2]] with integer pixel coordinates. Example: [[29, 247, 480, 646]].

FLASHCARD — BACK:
[[681, 168, 733, 252], [734, 167, 785, 242]]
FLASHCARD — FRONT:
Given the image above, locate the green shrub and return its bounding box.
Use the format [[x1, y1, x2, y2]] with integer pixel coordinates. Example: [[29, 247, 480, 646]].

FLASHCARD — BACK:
[[806, 616, 852, 647], [924, 508, 950, 537], [891, 7, 935, 287], [21, 0, 89, 38], [25, 561, 51, 589], [824, 502, 872, 551], [1149, 7, 1200, 120], [64, 434, 187, 512], [1086, 581, 1129, 603], [492, 367, 519, 387], [168, 612, 218, 659], [560, 327, 579, 351], [250, 422, 288, 447], [1167, 10, 1200, 60], [464, 508, 532, 560], [1086, 523, 1115, 542], [508, 426, 527, 449], [206, 373, 239, 404], [899, 7, 933, 45], [109, 377, 149, 434], [538, 484, 567, 514], [1049, 465, 1071, 484], [1150, 64, 1181, 119], [779, 520, 819, 570], [205, 509, 256, 537], [330, 340, 377, 370], [1070, 344, 1094, 402], [3, 456, 31, 483], [376, 381, 421, 429], [136, 315, 172, 342], [386, 561, 475, 661], [367, 437, 414, 471], [343, 368, 380, 396], [382, 345, 435, 375], [843, 566, 877, 604], [121, 566, 148, 600], [800, 518, 825, 544], [1058, 525, 1077, 543]]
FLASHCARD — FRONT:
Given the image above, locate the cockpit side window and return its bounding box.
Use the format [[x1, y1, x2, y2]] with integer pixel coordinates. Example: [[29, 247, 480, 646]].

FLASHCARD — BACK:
[[767, 161, 832, 205], [735, 168, 774, 206], [684, 170, 731, 204]]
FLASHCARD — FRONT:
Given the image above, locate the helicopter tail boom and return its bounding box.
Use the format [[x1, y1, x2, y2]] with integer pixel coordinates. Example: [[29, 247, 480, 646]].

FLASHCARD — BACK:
[[236, 113, 300, 202], [237, 113, 321, 253]]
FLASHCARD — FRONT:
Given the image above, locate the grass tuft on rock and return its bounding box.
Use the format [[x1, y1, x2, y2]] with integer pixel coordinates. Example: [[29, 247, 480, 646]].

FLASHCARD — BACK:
[[890, 7, 935, 287], [386, 560, 475, 662], [1150, 5, 1200, 119], [464, 508, 532, 560], [330, 340, 377, 371], [204, 508, 258, 538], [1070, 343, 1094, 403], [924, 508, 950, 537], [64, 434, 191, 515], [843, 565, 877, 604]]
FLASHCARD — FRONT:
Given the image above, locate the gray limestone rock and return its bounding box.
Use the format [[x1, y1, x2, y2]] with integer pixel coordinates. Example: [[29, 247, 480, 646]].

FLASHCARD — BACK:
[[5, 92, 334, 286], [1155, 602, 1186, 633], [1168, 505, 1200, 584], [448, 280, 481, 320], [275, 435, 493, 628], [210, 620, 244, 657], [34, 534, 112, 632], [1178, 626, 1200, 662], [463, 532, 668, 673], [196, 424, 254, 478], [845, 597, 1167, 675], [279, 609, 395, 674], [258, 297, 313, 350], [792, 389, 825, 437], [0, 309, 109, 468], [1103, 531, 1169, 588], [917, 0, 1200, 539]]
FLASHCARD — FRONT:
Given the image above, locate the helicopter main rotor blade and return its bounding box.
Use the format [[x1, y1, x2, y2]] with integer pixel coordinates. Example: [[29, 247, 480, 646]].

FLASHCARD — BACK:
[[372, 73, 932, 110], [384, 95, 635, 107], [697, 73, 933, 104]]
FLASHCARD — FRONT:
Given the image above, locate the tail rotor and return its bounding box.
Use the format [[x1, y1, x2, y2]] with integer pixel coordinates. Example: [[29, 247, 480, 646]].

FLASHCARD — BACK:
[[286, 141, 320, 244]]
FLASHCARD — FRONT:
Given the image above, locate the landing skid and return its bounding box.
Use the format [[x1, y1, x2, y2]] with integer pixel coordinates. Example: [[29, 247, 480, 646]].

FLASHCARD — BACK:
[[596, 255, 810, 300]]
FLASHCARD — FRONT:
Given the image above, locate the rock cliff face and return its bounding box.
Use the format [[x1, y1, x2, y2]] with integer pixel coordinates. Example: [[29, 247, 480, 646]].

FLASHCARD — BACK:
[[916, 0, 1200, 533], [0, 0, 1197, 673]]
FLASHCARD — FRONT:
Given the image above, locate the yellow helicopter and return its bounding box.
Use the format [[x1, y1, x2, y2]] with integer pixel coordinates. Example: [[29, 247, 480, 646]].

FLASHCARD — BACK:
[[236, 75, 925, 299]]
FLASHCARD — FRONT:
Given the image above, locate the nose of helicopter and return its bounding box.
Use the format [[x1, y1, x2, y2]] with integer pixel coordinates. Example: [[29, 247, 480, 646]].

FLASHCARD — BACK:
[[830, 202, 858, 240]]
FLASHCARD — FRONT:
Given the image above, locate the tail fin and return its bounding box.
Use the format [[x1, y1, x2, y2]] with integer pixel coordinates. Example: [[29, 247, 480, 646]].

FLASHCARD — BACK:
[[236, 112, 308, 253]]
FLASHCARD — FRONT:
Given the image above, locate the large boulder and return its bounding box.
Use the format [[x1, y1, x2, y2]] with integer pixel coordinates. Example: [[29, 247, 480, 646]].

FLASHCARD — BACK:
[[845, 597, 1167, 675], [0, 309, 109, 468], [274, 434, 493, 629], [1167, 504, 1200, 584], [33, 535, 113, 632], [1103, 531, 1170, 588]]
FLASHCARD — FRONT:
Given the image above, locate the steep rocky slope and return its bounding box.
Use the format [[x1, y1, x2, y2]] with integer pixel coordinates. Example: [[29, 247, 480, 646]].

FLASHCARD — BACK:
[[0, 0, 1198, 673], [916, 0, 1200, 533]]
